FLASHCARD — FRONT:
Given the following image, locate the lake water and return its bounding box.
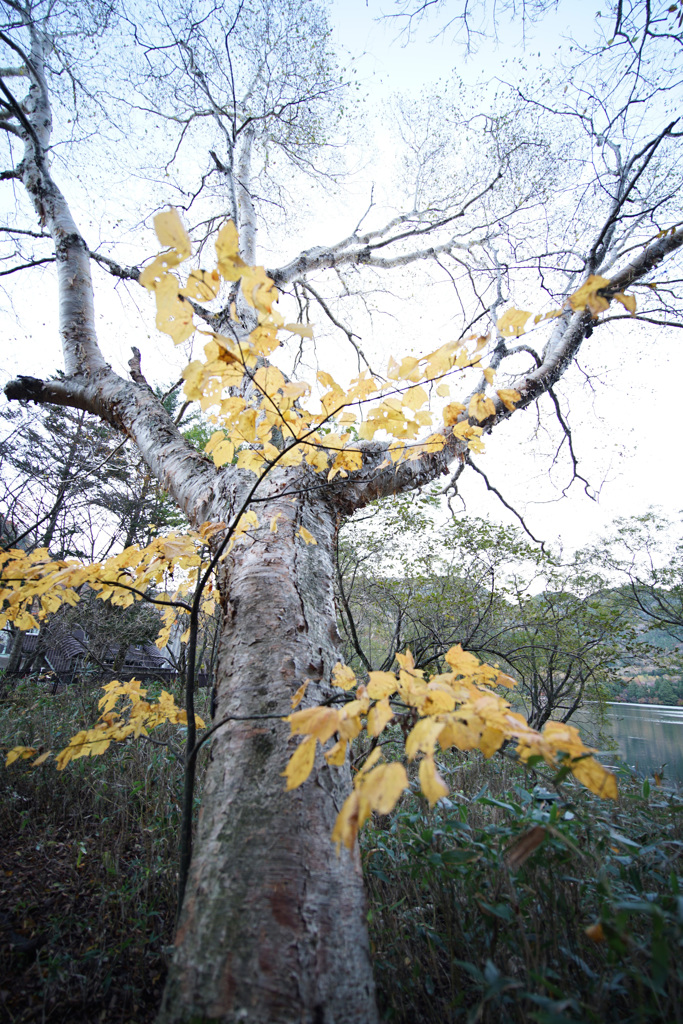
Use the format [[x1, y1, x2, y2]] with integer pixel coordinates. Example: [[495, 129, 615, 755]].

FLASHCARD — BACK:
[[572, 702, 683, 785]]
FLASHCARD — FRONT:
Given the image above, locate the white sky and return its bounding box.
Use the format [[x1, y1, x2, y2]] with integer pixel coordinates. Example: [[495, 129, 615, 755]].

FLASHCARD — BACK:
[[0, 0, 681, 555], [333, 0, 683, 551]]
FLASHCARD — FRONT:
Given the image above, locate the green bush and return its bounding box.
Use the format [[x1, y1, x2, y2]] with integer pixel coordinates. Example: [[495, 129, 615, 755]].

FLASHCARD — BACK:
[[362, 752, 683, 1023]]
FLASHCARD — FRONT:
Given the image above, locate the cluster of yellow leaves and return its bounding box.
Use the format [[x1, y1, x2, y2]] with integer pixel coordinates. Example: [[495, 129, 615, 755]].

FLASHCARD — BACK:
[[3, 215, 624, 855], [5, 679, 205, 770], [283, 646, 617, 852], [497, 275, 637, 337], [0, 520, 240, 647], [140, 210, 527, 482]]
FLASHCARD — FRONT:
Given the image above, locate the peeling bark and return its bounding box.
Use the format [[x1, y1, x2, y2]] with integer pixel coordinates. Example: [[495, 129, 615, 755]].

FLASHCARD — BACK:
[[159, 484, 377, 1024]]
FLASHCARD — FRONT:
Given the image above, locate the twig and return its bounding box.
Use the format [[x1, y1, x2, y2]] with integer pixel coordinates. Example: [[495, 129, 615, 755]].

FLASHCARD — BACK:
[[465, 456, 546, 549]]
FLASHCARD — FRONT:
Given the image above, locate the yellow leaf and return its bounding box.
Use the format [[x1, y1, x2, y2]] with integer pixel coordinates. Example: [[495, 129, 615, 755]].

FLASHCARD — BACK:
[[359, 762, 409, 815], [283, 322, 314, 338], [367, 671, 398, 700], [443, 402, 466, 426], [291, 680, 309, 710], [56, 738, 80, 770], [614, 292, 636, 314], [367, 698, 395, 737], [483, 367, 495, 385], [570, 756, 618, 800], [154, 274, 195, 344], [497, 308, 532, 337], [421, 689, 456, 715], [14, 611, 39, 631], [496, 388, 521, 412], [403, 385, 428, 411], [215, 220, 245, 281], [395, 650, 416, 671], [569, 275, 610, 316], [533, 309, 562, 324], [332, 662, 356, 691], [254, 364, 286, 395], [6, 746, 36, 766], [139, 252, 183, 290], [479, 725, 505, 758], [205, 430, 226, 454], [331, 791, 363, 851], [283, 735, 317, 791], [32, 750, 52, 767], [386, 355, 400, 380], [156, 627, 172, 650], [235, 409, 257, 443], [241, 265, 278, 314], [235, 449, 265, 474], [436, 383, 450, 398], [297, 526, 317, 545], [419, 755, 449, 808], [438, 718, 482, 752], [288, 706, 340, 744], [270, 513, 282, 533], [328, 448, 363, 481], [160, 535, 196, 560], [585, 922, 606, 943], [154, 208, 191, 260], [406, 718, 444, 760], [212, 440, 235, 467], [180, 268, 220, 301], [358, 747, 383, 775], [445, 644, 481, 676], [325, 739, 348, 766], [468, 393, 496, 422], [398, 356, 421, 382], [234, 510, 259, 536], [281, 381, 311, 400], [496, 672, 517, 689]]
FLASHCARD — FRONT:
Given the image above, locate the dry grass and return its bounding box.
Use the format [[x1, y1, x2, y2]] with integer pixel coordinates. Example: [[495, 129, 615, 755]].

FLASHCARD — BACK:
[[0, 677, 210, 1024]]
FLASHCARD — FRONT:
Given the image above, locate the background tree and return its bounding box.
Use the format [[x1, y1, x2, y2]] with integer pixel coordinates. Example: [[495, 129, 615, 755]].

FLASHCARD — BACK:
[[0, 385, 197, 561], [590, 513, 683, 641], [0, 389, 195, 680], [0, 1, 682, 1022], [581, 512, 683, 704], [337, 498, 531, 674], [338, 502, 636, 725], [492, 585, 634, 728]]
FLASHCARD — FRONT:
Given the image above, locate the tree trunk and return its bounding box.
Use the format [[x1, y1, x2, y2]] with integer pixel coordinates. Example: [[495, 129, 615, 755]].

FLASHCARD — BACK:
[[158, 489, 378, 1024], [5, 628, 25, 678]]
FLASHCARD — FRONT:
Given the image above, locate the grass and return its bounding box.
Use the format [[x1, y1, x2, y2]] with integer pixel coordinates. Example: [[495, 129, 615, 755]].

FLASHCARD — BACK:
[[1, 678, 682, 1023], [362, 751, 683, 1023], [0, 676, 211, 1024]]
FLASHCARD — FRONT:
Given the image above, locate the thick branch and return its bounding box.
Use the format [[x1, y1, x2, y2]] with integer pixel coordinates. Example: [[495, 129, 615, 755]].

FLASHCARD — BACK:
[[334, 226, 683, 513], [4, 371, 220, 524]]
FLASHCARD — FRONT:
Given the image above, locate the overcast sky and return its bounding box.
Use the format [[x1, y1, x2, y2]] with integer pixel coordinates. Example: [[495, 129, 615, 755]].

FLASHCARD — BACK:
[[331, 0, 683, 551]]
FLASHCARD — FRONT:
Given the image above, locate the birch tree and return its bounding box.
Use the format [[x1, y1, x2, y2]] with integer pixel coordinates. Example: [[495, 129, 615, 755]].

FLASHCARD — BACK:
[[1, 0, 682, 1021]]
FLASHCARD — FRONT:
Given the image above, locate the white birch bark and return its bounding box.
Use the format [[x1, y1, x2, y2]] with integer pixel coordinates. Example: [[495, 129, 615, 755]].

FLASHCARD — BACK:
[[159, 483, 378, 1023], [3, 15, 222, 524], [236, 126, 257, 265]]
